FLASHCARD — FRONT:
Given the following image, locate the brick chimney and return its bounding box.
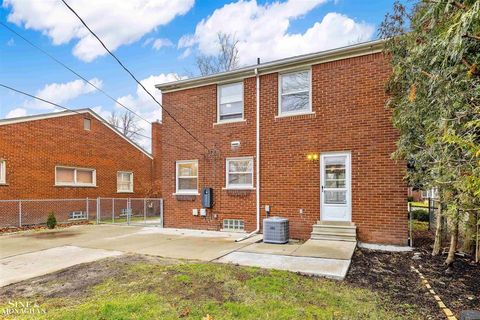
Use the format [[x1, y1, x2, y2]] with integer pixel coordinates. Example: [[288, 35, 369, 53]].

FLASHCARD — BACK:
[[151, 120, 162, 196]]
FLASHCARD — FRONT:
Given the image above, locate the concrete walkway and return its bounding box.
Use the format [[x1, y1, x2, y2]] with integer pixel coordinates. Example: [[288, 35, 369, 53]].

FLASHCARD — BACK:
[[216, 239, 356, 280], [0, 225, 355, 286], [0, 246, 122, 287]]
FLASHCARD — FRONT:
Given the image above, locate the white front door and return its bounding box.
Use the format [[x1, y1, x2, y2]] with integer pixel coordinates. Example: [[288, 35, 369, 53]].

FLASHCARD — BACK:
[[320, 152, 351, 222]]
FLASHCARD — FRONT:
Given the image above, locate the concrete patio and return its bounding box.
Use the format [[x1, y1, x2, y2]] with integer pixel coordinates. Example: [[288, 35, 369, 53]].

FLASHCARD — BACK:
[[0, 224, 356, 286]]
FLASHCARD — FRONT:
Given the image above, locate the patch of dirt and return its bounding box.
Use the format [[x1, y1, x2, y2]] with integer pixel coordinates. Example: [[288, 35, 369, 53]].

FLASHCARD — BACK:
[[0, 254, 180, 301], [0, 221, 91, 235], [347, 230, 480, 319], [346, 248, 442, 319], [412, 230, 480, 317]]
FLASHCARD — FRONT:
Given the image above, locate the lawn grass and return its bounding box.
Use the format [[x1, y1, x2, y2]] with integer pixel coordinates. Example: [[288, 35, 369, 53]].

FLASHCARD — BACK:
[[409, 201, 428, 208], [2, 259, 420, 320], [413, 220, 429, 232]]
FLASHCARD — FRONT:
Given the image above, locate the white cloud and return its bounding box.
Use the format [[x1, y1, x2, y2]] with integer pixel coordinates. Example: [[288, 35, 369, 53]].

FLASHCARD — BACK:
[[144, 38, 173, 50], [116, 73, 186, 151], [5, 107, 27, 118], [25, 78, 102, 110], [4, 0, 194, 62], [179, 0, 374, 65]]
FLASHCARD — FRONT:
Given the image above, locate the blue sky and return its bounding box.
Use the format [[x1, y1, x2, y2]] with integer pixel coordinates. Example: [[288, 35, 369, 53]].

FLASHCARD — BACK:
[[0, 0, 399, 150]]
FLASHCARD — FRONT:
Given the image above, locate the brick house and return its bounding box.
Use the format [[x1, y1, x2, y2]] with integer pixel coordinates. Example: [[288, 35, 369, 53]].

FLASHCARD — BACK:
[[155, 40, 408, 245], [0, 109, 157, 200]]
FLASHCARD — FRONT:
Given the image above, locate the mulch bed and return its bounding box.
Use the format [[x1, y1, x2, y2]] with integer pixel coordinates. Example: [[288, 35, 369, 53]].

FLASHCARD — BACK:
[[346, 230, 479, 319], [0, 220, 91, 234], [412, 230, 480, 317]]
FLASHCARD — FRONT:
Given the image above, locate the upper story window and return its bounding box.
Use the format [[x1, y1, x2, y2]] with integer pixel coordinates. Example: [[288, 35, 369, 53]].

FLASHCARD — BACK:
[[83, 118, 91, 130], [279, 70, 311, 116], [117, 171, 133, 193], [55, 166, 96, 187], [226, 157, 254, 189], [218, 82, 243, 122], [176, 160, 198, 194], [0, 160, 5, 184]]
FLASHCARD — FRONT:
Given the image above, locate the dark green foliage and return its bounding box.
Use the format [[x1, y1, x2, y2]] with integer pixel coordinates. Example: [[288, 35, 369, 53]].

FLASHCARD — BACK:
[[47, 212, 57, 229]]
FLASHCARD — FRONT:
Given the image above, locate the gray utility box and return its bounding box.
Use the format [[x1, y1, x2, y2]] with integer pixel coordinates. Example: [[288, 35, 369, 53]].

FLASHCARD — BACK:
[[263, 217, 289, 244], [202, 187, 213, 208]]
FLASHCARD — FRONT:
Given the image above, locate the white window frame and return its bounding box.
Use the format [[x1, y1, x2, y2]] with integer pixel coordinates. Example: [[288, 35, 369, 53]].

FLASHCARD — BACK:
[[55, 166, 96, 187], [117, 171, 134, 193], [225, 157, 254, 190], [278, 69, 312, 117], [217, 82, 244, 123], [83, 118, 91, 131], [175, 160, 198, 195], [0, 160, 5, 184]]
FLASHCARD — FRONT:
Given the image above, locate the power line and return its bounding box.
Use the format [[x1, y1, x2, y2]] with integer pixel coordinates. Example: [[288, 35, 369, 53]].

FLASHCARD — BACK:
[[0, 83, 193, 153], [61, 0, 210, 152], [0, 21, 151, 125]]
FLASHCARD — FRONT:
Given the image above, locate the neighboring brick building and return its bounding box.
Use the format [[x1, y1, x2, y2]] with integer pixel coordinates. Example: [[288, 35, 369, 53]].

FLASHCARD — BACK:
[[155, 40, 408, 245], [0, 109, 156, 200]]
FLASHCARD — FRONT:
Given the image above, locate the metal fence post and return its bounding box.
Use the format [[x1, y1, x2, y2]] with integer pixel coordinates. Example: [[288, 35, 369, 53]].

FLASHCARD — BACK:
[[160, 199, 164, 228], [144, 199, 147, 224], [127, 198, 131, 225], [18, 200, 22, 227], [96, 197, 100, 224], [112, 198, 115, 223], [86, 197, 89, 220], [408, 202, 412, 247]]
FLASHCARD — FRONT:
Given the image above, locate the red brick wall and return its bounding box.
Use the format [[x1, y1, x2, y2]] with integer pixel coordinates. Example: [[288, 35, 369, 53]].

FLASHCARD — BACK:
[[157, 52, 407, 245], [0, 113, 154, 200]]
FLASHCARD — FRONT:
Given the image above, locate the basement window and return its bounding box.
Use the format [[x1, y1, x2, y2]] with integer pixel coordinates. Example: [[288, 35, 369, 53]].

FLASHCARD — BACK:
[[55, 166, 96, 187], [84, 118, 91, 130], [223, 219, 244, 232], [279, 70, 311, 116], [69, 211, 87, 220], [218, 82, 243, 122], [0, 160, 5, 184]]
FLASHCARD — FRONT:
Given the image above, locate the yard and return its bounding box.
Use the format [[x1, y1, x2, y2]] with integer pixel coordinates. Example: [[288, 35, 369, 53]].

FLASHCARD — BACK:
[[1, 254, 420, 320]]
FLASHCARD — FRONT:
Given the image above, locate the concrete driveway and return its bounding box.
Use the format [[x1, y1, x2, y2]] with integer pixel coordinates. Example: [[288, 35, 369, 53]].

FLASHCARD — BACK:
[[0, 224, 354, 286]]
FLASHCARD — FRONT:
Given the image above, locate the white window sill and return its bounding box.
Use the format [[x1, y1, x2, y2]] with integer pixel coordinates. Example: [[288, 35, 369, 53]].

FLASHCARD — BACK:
[[214, 119, 246, 126], [54, 184, 97, 188], [222, 187, 256, 191], [117, 191, 134, 194], [0, 182, 8, 186], [172, 192, 200, 196], [275, 111, 315, 119]]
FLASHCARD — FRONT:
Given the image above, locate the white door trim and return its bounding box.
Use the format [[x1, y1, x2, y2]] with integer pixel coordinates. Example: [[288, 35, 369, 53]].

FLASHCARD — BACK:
[[320, 151, 352, 222]]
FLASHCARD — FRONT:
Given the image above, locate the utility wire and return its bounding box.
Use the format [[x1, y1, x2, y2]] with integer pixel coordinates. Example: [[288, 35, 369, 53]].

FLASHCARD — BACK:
[[0, 83, 192, 153], [0, 21, 151, 125], [61, 0, 209, 151]]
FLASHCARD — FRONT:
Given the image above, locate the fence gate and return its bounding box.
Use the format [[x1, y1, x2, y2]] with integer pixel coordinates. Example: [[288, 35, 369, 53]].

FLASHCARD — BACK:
[[96, 198, 163, 227]]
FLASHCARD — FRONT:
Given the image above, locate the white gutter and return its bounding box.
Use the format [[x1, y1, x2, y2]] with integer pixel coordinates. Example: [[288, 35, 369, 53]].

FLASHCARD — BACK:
[[236, 67, 261, 242]]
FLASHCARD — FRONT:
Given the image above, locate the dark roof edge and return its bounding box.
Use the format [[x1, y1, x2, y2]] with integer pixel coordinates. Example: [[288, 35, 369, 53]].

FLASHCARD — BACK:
[[156, 39, 385, 93]]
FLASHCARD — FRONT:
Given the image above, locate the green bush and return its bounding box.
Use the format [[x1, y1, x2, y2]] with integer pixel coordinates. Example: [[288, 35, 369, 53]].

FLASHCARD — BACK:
[[47, 212, 57, 229], [411, 209, 429, 222], [407, 196, 414, 202]]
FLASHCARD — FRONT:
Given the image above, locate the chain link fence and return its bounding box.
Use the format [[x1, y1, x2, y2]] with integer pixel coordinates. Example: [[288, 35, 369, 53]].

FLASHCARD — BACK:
[[97, 197, 163, 226], [0, 198, 163, 228]]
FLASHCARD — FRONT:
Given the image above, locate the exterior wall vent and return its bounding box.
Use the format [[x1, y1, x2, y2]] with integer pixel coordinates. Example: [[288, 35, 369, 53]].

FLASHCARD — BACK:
[[263, 217, 289, 244]]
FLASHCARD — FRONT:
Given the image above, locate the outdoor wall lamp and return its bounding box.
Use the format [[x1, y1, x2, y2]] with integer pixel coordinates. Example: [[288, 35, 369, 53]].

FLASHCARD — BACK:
[[307, 153, 319, 161]]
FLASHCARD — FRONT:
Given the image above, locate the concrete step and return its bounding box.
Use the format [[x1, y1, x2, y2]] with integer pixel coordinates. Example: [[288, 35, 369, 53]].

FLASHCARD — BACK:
[[316, 220, 355, 227], [310, 233, 357, 242], [311, 221, 357, 242], [311, 229, 356, 237]]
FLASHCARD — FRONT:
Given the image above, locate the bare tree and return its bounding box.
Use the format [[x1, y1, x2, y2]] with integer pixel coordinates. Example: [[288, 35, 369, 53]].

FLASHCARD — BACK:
[[196, 32, 240, 76], [108, 111, 143, 143]]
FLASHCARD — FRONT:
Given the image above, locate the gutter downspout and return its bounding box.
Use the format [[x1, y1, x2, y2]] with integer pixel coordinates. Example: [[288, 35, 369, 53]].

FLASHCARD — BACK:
[[236, 67, 261, 242]]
